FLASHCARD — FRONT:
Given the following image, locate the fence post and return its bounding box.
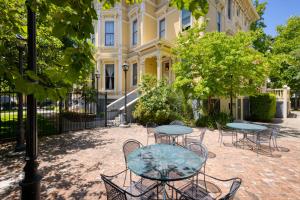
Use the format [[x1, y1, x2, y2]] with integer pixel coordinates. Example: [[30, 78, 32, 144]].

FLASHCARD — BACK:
[[104, 92, 107, 127], [59, 99, 63, 134]]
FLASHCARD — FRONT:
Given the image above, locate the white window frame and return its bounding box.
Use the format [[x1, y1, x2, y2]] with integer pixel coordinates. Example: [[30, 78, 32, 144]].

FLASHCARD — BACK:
[[181, 9, 192, 30], [131, 63, 138, 87], [104, 63, 115, 91], [132, 19, 138, 46], [217, 12, 222, 32], [227, 0, 232, 20], [159, 18, 166, 39], [104, 20, 115, 47]]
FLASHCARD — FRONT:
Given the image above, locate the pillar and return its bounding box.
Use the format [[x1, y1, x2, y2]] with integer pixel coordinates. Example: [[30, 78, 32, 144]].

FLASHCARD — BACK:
[[157, 54, 162, 81]]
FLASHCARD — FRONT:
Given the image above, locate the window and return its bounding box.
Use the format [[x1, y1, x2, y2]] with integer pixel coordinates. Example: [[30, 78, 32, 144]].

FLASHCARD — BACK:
[[132, 19, 138, 45], [105, 21, 114, 46], [237, 6, 240, 16], [91, 34, 95, 45], [181, 10, 191, 30], [227, 0, 232, 20], [132, 63, 138, 86], [217, 12, 221, 32], [159, 18, 165, 38], [105, 64, 114, 90]]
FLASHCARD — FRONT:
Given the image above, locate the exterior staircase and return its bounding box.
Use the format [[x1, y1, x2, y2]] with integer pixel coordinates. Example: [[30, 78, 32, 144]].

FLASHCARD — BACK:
[[106, 88, 139, 125]]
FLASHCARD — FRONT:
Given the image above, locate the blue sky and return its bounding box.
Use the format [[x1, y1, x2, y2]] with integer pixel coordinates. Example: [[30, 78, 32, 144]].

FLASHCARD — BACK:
[[261, 0, 300, 36]]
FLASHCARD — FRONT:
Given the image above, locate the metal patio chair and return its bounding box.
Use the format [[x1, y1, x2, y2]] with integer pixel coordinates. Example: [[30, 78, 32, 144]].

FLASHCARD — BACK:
[[170, 120, 185, 126], [154, 133, 171, 144], [251, 128, 273, 156], [271, 127, 280, 150], [101, 170, 161, 200], [122, 139, 143, 186], [168, 173, 242, 200], [146, 122, 157, 145], [216, 122, 237, 146], [185, 128, 207, 147]]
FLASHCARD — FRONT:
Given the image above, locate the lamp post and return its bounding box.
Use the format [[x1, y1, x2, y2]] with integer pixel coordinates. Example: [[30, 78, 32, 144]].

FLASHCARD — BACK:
[[20, 3, 42, 199], [15, 34, 26, 152], [120, 62, 129, 127], [95, 69, 100, 117]]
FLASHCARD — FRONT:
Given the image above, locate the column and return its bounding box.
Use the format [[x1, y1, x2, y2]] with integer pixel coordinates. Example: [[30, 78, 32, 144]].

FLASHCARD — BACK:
[[283, 85, 288, 118], [139, 58, 145, 81], [241, 96, 244, 120], [157, 54, 162, 81]]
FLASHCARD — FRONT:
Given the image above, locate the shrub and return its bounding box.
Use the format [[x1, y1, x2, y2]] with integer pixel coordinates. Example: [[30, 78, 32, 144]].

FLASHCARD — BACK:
[[196, 112, 233, 129], [250, 93, 276, 122], [133, 76, 183, 125]]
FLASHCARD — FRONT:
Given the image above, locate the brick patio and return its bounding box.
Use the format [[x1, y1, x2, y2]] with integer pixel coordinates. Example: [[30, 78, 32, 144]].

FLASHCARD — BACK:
[[0, 120, 300, 199]]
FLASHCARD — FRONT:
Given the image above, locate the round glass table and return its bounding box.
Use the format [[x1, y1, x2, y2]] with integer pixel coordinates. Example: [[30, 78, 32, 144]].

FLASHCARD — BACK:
[[226, 122, 268, 147], [154, 125, 193, 144], [226, 123, 268, 131], [127, 144, 205, 199]]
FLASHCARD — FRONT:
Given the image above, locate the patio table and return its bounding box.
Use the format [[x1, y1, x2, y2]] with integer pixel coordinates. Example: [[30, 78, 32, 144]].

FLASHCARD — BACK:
[[127, 144, 205, 199], [226, 122, 268, 146], [154, 125, 193, 145]]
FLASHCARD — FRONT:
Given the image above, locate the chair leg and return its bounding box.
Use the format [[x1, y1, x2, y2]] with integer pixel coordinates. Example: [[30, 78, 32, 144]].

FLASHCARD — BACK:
[[123, 168, 128, 187]]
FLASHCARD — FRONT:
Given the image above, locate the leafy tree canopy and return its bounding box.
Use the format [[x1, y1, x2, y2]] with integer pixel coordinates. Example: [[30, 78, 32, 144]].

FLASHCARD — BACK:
[[270, 16, 300, 93], [172, 23, 269, 104]]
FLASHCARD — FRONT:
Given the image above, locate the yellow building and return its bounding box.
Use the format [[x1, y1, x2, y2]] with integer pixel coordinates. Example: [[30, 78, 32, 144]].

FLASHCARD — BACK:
[[93, 0, 259, 118]]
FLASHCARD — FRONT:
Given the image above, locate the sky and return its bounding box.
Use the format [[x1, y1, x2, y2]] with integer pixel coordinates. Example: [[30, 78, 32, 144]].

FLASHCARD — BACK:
[[261, 0, 300, 36]]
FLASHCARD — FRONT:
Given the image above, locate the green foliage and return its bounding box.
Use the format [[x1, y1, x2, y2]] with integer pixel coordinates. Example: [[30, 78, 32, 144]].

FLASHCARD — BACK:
[[250, 93, 276, 122], [172, 24, 269, 113], [133, 75, 184, 125], [270, 17, 300, 93], [250, 0, 267, 31], [196, 112, 232, 129]]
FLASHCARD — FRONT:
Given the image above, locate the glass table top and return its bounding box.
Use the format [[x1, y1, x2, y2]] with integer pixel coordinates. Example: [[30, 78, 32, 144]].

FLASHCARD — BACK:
[[127, 144, 205, 182], [154, 125, 193, 136], [226, 123, 268, 131]]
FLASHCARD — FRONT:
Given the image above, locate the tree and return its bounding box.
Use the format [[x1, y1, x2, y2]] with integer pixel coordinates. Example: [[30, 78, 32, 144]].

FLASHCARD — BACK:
[[270, 16, 300, 95], [172, 24, 269, 116], [250, 0, 272, 54]]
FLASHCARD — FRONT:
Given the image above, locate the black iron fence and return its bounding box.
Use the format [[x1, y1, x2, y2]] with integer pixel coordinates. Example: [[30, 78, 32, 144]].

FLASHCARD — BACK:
[[0, 90, 108, 141]]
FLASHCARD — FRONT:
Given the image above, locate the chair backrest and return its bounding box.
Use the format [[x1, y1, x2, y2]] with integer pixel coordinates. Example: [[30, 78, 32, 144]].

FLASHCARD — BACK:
[[122, 139, 143, 164], [272, 127, 280, 138], [216, 122, 222, 133], [170, 120, 185, 126], [146, 122, 157, 135], [258, 128, 273, 140], [187, 143, 208, 163], [219, 178, 242, 200], [101, 174, 127, 200], [199, 128, 207, 144], [154, 133, 171, 144]]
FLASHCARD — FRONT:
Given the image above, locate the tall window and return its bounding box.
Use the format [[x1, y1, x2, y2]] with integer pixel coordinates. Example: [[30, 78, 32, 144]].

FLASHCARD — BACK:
[[237, 6, 240, 16], [132, 19, 138, 45], [159, 18, 165, 38], [181, 10, 191, 30], [105, 64, 114, 90], [105, 21, 114, 46], [227, 0, 232, 20], [132, 63, 138, 86], [217, 12, 221, 32]]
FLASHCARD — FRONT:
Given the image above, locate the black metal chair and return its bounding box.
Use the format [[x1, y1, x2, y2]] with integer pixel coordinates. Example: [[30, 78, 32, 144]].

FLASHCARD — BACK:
[[185, 128, 207, 147], [216, 122, 237, 146], [168, 173, 242, 200], [146, 122, 157, 145], [122, 139, 143, 186], [101, 170, 162, 200]]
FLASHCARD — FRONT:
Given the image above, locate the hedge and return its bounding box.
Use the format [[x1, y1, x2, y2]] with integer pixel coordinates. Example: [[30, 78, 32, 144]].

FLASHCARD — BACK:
[[250, 93, 276, 122]]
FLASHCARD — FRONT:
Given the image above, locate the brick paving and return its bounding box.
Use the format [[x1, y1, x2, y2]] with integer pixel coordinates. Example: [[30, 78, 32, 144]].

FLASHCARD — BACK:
[[0, 120, 300, 199]]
